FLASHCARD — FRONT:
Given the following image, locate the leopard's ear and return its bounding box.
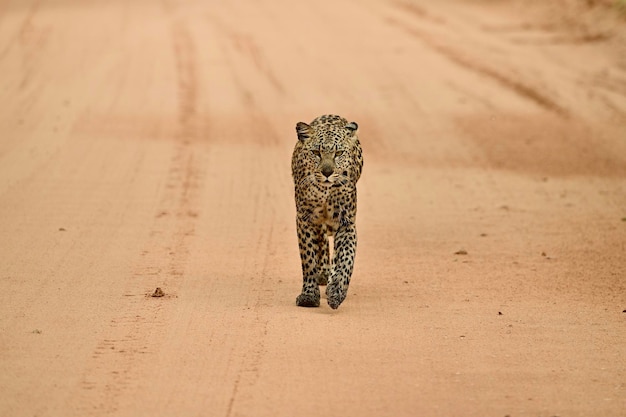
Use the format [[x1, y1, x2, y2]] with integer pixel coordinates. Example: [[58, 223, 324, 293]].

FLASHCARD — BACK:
[[346, 121, 358, 137], [296, 122, 313, 142]]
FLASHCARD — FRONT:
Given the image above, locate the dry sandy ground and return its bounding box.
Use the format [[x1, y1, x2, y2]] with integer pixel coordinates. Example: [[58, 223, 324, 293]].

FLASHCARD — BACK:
[[1, 0, 625, 416]]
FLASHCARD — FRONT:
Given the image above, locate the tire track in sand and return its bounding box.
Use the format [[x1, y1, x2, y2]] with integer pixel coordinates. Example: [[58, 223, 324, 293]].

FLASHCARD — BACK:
[[386, 8, 570, 117], [75, 15, 207, 415]]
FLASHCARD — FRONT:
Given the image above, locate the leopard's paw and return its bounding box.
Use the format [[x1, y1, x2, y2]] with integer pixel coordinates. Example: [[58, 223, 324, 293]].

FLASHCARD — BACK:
[[296, 293, 320, 308], [326, 280, 347, 310]]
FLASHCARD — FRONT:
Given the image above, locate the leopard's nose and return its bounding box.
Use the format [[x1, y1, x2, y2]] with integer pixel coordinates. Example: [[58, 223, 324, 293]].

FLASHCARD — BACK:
[[321, 166, 334, 178]]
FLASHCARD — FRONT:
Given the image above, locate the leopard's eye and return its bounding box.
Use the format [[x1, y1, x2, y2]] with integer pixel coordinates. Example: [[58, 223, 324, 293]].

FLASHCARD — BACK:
[[312, 150, 321, 157], [335, 150, 344, 157]]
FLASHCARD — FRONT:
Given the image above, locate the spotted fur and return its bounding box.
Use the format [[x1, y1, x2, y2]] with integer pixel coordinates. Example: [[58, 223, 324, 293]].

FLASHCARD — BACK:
[[292, 114, 363, 309]]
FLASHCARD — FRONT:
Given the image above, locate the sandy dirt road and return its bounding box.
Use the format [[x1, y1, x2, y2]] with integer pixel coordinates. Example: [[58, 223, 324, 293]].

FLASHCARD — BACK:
[[1, 0, 625, 416]]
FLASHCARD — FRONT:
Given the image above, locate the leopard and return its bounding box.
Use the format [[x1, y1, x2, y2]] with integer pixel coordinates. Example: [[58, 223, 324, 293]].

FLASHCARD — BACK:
[[291, 114, 363, 309]]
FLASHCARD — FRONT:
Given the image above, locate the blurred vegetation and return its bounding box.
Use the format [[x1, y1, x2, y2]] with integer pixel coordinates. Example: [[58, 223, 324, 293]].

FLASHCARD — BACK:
[[581, 0, 626, 14]]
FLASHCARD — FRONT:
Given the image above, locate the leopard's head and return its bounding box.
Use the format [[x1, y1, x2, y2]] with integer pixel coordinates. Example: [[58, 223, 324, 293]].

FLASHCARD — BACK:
[[295, 117, 359, 188]]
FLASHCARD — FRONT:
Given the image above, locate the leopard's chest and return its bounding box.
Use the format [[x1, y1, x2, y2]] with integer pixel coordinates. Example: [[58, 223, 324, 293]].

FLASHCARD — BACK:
[[308, 201, 337, 228], [306, 189, 352, 228]]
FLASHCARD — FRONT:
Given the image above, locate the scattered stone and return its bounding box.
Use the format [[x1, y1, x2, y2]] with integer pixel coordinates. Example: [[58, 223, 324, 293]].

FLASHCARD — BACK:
[[151, 287, 165, 297], [32, 329, 42, 334], [454, 249, 468, 255], [498, 311, 503, 315], [58, 227, 66, 232]]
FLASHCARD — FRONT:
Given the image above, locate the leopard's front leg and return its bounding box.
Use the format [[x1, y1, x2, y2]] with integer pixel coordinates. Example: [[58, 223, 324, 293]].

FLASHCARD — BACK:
[[326, 222, 357, 309], [317, 224, 331, 286], [295, 217, 328, 307]]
